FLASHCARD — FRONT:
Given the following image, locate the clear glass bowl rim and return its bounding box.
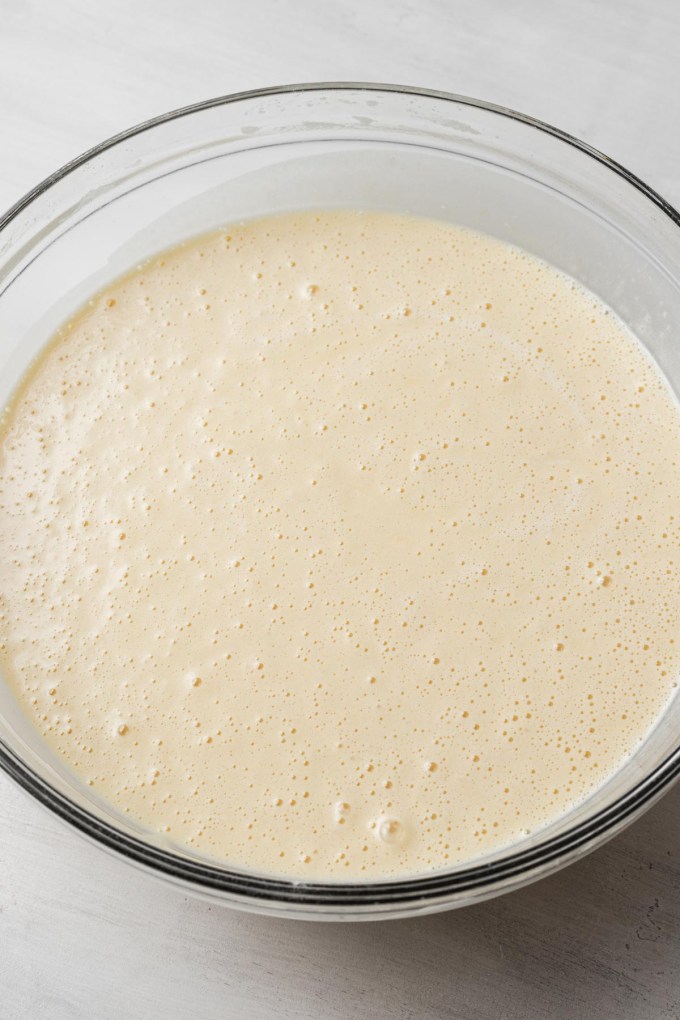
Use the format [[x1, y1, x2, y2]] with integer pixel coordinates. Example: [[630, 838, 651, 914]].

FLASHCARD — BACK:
[[1, 81, 680, 913]]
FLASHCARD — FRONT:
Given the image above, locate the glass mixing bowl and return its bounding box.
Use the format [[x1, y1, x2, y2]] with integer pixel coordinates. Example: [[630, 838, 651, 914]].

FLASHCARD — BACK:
[[1, 83, 680, 921]]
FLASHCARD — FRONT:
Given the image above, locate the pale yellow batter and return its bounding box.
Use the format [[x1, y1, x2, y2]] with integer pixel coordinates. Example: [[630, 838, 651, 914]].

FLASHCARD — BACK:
[[1, 210, 679, 880]]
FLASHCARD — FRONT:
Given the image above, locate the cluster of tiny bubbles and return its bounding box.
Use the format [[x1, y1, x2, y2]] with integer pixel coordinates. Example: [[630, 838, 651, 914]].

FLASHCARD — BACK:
[[0, 209, 679, 879]]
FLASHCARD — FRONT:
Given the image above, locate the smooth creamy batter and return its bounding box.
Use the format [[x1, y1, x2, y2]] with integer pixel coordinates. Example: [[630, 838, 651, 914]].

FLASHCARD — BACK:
[[1, 210, 680, 880]]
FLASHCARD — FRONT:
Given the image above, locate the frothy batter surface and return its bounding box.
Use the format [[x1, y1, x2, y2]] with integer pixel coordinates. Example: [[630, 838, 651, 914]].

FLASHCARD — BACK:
[[1, 210, 680, 879]]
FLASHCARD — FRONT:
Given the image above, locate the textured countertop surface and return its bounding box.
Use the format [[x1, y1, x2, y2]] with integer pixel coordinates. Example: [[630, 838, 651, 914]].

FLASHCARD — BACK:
[[1, 1, 679, 1017]]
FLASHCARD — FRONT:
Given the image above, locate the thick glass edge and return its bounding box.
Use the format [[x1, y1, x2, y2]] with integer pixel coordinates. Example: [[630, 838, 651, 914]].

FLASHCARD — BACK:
[[1, 81, 680, 911], [1, 733, 679, 907], [2, 82, 680, 234]]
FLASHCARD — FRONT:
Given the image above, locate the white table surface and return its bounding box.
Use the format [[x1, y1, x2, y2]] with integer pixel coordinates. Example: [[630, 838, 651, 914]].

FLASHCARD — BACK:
[[1, 1, 680, 1017]]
